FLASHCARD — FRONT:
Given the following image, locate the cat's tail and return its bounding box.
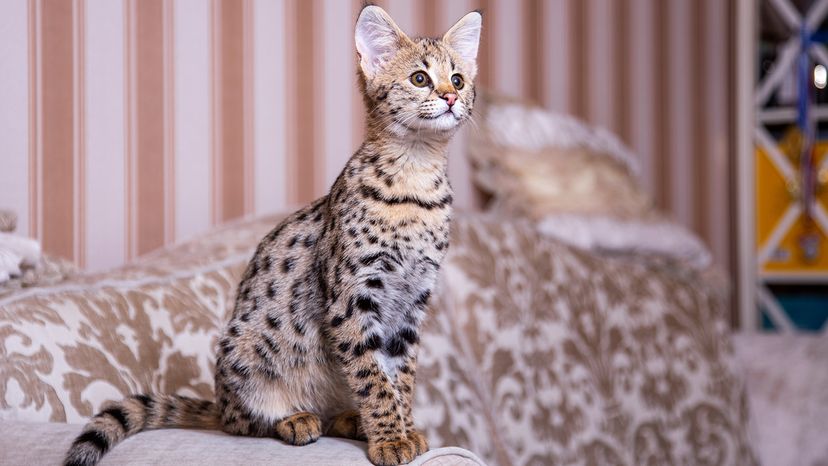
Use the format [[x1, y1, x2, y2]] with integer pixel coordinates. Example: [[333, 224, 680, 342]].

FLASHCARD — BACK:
[[63, 393, 221, 466]]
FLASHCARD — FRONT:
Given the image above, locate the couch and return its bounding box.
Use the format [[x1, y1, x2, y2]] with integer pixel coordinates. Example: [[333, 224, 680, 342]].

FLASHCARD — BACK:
[[0, 211, 777, 465]]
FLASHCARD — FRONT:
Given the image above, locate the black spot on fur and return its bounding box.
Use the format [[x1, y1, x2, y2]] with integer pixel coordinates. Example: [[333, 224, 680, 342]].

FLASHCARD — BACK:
[[359, 184, 452, 210], [338, 342, 351, 353], [399, 327, 419, 344], [287, 235, 299, 248], [73, 429, 110, 453], [330, 315, 345, 327], [267, 314, 281, 330], [282, 258, 295, 273], [255, 344, 273, 363], [415, 290, 431, 306], [366, 278, 383, 289], [97, 407, 130, 432], [355, 368, 372, 378], [353, 334, 383, 357], [384, 335, 408, 357], [267, 222, 288, 242], [231, 362, 250, 377], [356, 383, 374, 397], [355, 295, 380, 314], [263, 333, 280, 353], [131, 394, 153, 410], [220, 338, 235, 355]]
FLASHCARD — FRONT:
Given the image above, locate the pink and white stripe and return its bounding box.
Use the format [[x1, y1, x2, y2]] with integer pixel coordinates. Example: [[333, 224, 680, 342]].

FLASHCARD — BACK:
[[0, 0, 735, 278]]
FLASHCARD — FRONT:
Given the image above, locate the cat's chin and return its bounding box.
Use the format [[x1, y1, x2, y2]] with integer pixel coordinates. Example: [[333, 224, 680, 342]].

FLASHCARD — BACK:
[[405, 114, 462, 134]]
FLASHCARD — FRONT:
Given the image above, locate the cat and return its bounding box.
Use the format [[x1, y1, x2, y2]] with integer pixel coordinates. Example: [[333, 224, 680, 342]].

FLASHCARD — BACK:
[[64, 5, 481, 466]]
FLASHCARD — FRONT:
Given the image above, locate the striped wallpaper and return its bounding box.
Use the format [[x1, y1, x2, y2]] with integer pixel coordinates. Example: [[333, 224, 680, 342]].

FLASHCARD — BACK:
[[0, 0, 734, 274]]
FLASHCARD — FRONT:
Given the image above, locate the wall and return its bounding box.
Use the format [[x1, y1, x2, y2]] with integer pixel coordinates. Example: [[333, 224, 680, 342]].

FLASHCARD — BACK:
[[0, 0, 733, 272]]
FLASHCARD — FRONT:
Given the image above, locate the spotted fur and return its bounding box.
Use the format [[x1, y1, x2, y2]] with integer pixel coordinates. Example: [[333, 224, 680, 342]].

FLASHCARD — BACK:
[[64, 6, 481, 466]]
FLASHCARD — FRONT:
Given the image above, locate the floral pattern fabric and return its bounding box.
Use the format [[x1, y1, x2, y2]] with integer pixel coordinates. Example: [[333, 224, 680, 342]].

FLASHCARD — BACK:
[[0, 213, 755, 466]]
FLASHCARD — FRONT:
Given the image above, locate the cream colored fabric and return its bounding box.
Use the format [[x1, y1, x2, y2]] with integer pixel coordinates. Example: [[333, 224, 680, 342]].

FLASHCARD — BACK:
[[0, 420, 486, 465], [733, 333, 828, 466], [536, 214, 713, 269], [0, 213, 756, 465], [484, 147, 652, 221], [467, 92, 653, 221]]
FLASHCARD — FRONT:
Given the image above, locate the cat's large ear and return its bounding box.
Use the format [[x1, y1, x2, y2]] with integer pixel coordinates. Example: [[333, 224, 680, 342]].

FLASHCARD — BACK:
[[355, 6, 410, 79], [443, 11, 482, 66]]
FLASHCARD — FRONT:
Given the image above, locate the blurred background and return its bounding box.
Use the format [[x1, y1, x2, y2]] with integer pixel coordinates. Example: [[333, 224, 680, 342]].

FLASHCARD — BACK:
[[0, 0, 734, 267], [1, 0, 827, 331]]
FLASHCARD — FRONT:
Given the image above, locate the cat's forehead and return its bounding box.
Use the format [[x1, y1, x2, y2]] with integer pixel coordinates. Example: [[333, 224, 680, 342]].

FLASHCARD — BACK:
[[414, 39, 453, 66], [394, 38, 466, 73]]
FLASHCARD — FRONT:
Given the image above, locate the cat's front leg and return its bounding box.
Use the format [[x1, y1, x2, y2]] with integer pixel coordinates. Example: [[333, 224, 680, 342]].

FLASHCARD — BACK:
[[394, 350, 428, 456], [327, 299, 417, 465]]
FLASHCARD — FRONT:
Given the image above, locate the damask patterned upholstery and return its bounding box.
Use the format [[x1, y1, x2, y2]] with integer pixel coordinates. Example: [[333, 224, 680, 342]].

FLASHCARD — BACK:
[[0, 213, 756, 465]]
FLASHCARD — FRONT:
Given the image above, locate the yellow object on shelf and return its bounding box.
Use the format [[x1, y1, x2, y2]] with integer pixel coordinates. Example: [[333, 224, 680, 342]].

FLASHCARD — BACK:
[[755, 129, 828, 275]]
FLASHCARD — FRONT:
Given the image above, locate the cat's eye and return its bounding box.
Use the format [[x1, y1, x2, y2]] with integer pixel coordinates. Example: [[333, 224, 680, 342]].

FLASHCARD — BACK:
[[451, 74, 465, 90], [410, 71, 431, 88]]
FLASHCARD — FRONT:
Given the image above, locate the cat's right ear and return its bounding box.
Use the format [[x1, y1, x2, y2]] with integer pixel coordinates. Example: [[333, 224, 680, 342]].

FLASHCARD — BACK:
[[355, 5, 410, 79]]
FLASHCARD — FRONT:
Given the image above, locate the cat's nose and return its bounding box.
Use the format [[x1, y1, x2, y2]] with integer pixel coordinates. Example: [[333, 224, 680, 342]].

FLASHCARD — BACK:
[[441, 93, 457, 107]]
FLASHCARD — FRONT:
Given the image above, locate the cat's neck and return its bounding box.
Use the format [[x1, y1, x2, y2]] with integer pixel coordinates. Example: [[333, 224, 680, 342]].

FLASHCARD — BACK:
[[363, 131, 450, 177], [349, 129, 452, 199]]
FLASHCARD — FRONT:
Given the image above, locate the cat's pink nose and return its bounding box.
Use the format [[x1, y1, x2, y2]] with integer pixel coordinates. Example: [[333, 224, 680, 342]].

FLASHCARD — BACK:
[[441, 93, 457, 107]]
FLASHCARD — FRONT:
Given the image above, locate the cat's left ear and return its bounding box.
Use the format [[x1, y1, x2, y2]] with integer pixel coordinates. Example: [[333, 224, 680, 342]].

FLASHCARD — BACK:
[[443, 11, 482, 67]]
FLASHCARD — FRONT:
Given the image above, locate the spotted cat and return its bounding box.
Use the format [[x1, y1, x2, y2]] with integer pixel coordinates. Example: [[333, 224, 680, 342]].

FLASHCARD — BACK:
[[64, 5, 481, 466]]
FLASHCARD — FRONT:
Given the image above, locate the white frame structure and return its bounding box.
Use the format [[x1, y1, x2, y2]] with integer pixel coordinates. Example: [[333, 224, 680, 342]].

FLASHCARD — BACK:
[[738, 0, 828, 332]]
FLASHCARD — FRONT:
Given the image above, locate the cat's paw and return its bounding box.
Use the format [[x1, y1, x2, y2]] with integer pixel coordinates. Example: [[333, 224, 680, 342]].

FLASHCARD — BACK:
[[406, 429, 429, 456], [367, 439, 418, 465], [327, 410, 366, 440], [276, 412, 322, 446]]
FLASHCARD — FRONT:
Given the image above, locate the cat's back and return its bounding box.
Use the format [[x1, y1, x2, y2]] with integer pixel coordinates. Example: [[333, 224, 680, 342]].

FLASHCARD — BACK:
[[221, 196, 331, 370]]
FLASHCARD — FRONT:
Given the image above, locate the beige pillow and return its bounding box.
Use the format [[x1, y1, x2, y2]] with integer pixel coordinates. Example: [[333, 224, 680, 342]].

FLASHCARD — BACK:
[[469, 92, 654, 220], [488, 146, 652, 220]]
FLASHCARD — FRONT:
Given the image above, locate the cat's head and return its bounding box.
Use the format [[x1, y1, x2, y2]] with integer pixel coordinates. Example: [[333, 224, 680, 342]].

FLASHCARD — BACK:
[[355, 5, 482, 137]]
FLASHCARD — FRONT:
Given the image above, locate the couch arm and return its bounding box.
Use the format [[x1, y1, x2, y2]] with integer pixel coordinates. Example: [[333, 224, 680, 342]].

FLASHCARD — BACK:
[[0, 214, 283, 423]]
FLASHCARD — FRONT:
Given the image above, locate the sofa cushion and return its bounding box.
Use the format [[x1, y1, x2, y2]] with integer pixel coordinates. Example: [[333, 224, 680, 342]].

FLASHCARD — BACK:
[[0, 420, 486, 465]]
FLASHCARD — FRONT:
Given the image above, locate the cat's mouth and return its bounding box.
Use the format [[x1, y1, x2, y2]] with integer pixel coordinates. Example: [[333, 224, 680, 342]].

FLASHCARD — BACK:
[[418, 109, 460, 121]]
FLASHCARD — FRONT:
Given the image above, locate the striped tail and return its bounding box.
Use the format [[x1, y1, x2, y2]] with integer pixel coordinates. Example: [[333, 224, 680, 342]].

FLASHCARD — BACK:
[[63, 394, 221, 466]]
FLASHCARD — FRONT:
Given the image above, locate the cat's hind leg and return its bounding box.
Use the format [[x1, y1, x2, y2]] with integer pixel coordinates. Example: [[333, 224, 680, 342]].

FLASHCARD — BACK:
[[275, 412, 323, 446], [327, 410, 366, 441]]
